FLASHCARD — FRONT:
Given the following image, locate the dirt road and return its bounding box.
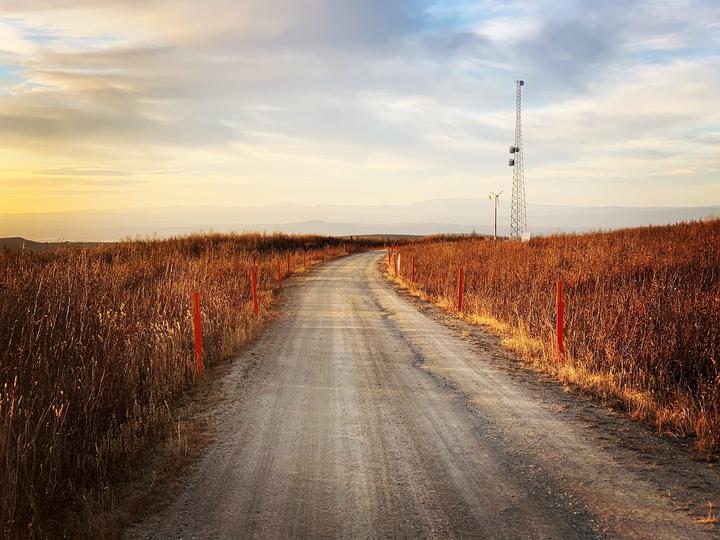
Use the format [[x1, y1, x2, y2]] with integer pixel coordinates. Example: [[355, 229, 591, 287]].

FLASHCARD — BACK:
[[129, 251, 718, 539]]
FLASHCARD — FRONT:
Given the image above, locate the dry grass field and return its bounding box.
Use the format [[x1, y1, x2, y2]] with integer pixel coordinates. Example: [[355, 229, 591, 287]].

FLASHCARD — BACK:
[[0, 233, 379, 536], [388, 220, 720, 453]]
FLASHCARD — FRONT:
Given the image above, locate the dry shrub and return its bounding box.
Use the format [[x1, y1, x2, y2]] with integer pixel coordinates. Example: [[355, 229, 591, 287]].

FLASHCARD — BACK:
[[392, 221, 720, 452], [0, 232, 379, 537]]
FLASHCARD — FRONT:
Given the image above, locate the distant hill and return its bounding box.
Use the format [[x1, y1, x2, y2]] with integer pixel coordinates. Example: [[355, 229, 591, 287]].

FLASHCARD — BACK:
[[1, 200, 718, 241], [1, 237, 54, 251], [0, 237, 100, 252]]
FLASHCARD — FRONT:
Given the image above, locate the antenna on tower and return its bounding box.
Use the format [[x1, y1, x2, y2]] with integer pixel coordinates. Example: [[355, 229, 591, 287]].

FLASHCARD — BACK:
[[509, 80, 527, 239]]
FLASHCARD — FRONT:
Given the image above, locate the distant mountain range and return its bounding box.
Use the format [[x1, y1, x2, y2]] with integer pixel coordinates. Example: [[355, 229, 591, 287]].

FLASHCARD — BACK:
[[1, 199, 718, 242]]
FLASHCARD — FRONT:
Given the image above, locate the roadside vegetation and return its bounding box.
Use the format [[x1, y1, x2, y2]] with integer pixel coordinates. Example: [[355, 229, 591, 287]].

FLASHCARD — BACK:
[[388, 220, 720, 453], [0, 233, 383, 537]]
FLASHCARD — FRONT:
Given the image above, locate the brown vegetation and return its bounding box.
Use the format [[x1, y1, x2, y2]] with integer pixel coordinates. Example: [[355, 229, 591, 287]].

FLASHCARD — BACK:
[[0, 233, 379, 537], [388, 220, 720, 453]]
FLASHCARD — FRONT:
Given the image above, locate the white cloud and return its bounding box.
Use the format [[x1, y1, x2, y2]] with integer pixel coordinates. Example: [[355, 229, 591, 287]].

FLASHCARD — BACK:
[[0, 0, 718, 212]]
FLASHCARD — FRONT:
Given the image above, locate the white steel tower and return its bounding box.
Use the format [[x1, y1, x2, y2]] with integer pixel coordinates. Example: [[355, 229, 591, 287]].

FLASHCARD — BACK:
[[509, 80, 527, 239]]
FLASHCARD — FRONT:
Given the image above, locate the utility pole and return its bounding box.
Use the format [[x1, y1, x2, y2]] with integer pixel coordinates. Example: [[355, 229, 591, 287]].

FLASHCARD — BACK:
[[509, 80, 527, 239], [488, 191, 502, 240]]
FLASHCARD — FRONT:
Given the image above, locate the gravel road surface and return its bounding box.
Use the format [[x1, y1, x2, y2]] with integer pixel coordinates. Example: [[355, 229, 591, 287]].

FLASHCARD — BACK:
[[128, 251, 718, 539]]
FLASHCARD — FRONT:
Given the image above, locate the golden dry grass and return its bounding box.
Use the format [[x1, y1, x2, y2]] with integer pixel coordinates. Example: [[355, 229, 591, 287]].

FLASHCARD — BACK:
[[698, 502, 719, 524], [388, 220, 720, 453], [0, 232, 381, 537]]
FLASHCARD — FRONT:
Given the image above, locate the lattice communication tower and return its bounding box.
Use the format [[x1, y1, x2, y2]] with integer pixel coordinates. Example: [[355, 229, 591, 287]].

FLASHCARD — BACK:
[[508, 80, 527, 239]]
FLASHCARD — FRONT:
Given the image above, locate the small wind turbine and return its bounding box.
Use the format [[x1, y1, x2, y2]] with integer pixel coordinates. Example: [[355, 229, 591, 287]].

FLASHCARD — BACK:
[[489, 191, 503, 240]]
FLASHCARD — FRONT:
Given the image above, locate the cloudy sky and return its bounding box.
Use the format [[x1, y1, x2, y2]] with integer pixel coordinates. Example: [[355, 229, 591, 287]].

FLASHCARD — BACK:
[[0, 0, 719, 214]]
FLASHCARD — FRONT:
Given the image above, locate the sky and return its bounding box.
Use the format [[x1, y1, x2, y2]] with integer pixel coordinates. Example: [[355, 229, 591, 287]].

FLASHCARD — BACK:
[[0, 0, 719, 214]]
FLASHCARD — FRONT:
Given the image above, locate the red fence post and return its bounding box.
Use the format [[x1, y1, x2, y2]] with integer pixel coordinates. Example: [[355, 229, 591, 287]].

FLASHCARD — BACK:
[[557, 279, 564, 363], [411, 257, 416, 283], [457, 268, 464, 312], [251, 266, 259, 315], [276, 259, 283, 288], [192, 292, 204, 377]]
